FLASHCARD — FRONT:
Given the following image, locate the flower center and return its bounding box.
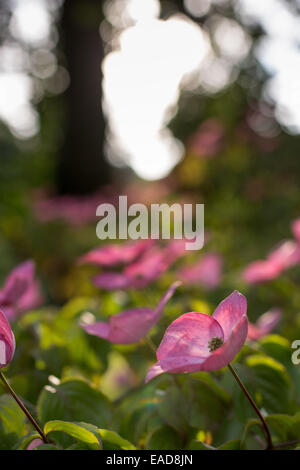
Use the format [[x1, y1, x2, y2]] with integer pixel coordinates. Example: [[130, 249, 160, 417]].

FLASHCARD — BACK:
[[208, 337, 223, 352]]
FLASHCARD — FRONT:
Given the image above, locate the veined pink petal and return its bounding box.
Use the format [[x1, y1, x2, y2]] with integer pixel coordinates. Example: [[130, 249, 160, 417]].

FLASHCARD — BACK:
[[179, 253, 223, 289], [146, 291, 248, 382], [81, 283, 179, 344], [0, 310, 15, 368], [79, 239, 154, 267], [199, 314, 248, 371], [212, 291, 247, 341], [292, 218, 300, 243], [157, 312, 224, 363], [247, 308, 281, 341]]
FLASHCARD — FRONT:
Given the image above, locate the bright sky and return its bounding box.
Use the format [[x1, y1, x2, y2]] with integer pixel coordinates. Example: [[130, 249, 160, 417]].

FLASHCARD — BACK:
[[0, 0, 299, 177], [103, 0, 210, 179]]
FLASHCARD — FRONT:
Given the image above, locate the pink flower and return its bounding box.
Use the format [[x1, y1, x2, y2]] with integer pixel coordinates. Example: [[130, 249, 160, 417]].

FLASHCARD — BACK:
[[146, 291, 247, 382], [0, 261, 43, 320], [27, 438, 43, 450], [33, 187, 117, 226], [0, 310, 15, 369], [292, 218, 300, 243], [243, 240, 300, 284], [242, 259, 282, 284], [92, 238, 194, 291], [79, 239, 155, 267], [81, 282, 180, 344], [179, 253, 223, 289], [92, 248, 169, 290], [268, 240, 300, 270], [247, 308, 281, 341]]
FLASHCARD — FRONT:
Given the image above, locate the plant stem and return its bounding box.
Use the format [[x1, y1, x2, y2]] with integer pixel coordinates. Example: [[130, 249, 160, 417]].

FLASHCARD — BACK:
[[227, 363, 273, 450], [0, 371, 48, 444]]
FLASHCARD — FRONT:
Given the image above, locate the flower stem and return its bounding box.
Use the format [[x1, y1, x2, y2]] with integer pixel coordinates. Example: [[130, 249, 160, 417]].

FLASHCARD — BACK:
[[0, 371, 48, 443], [227, 363, 273, 450]]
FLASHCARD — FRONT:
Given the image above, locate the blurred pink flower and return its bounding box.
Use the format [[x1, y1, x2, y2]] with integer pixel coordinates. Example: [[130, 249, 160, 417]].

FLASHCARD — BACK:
[[146, 290, 247, 382], [243, 240, 300, 284], [179, 253, 223, 289], [79, 239, 155, 267], [0, 310, 15, 369], [92, 240, 189, 291], [27, 438, 43, 450], [92, 248, 169, 290], [81, 282, 180, 344], [247, 308, 281, 341], [188, 119, 224, 158], [268, 240, 300, 269], [242, 259, 282, 284], [33, 187, 117, 226], [0, 261, 43, 320], [292, 218, 300, 243]]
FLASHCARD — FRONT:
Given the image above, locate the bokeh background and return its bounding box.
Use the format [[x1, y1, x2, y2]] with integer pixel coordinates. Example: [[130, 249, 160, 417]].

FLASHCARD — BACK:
[[1, 0, 300, 292], [1, 0, 300, 450]]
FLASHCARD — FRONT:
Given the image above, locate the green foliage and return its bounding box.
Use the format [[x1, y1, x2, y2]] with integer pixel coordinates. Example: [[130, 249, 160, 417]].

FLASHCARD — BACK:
[[37, 379, 111, 428], [0, 395, 25, 450]]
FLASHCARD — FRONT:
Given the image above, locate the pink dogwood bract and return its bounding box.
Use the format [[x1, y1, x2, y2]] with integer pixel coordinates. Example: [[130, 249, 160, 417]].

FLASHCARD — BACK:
[[0, 310, 15, 369], [179, 253, 223, 289], [243, 240, 300, 284], [81, 282, 180, 344], [92, 241, 187, 291], [0, 261, 43, 320], [146, 290, 247, 382], [27, 439, 43, 450], [292, 218, 300, 243], [79, 239, 155, 267], [247, 308, 281, 341]]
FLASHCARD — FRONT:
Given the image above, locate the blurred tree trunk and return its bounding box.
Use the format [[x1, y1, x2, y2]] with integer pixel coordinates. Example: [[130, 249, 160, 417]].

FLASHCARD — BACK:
[[57, 0, 111, 195]]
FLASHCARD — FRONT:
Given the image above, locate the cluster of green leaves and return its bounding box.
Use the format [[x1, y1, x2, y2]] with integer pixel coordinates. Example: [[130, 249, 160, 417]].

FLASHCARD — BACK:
[[0, 284, 300, 450]]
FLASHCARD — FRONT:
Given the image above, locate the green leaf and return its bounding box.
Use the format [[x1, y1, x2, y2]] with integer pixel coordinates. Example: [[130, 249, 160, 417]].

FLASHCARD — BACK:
[[242, 413, 300, 450], [98, 429, 136, 450], [0, 394, 25, 450], [146, 426, 182, 450], [266, 413, 300, 443], [259, 335, 291, 365], [218, 440, 241, 450], [44, 420, 102, 450], [245, 355, 292, 413], [31, 443, 59, 450], [37, 378, 111, 428], [157, 374, 230, 433]]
